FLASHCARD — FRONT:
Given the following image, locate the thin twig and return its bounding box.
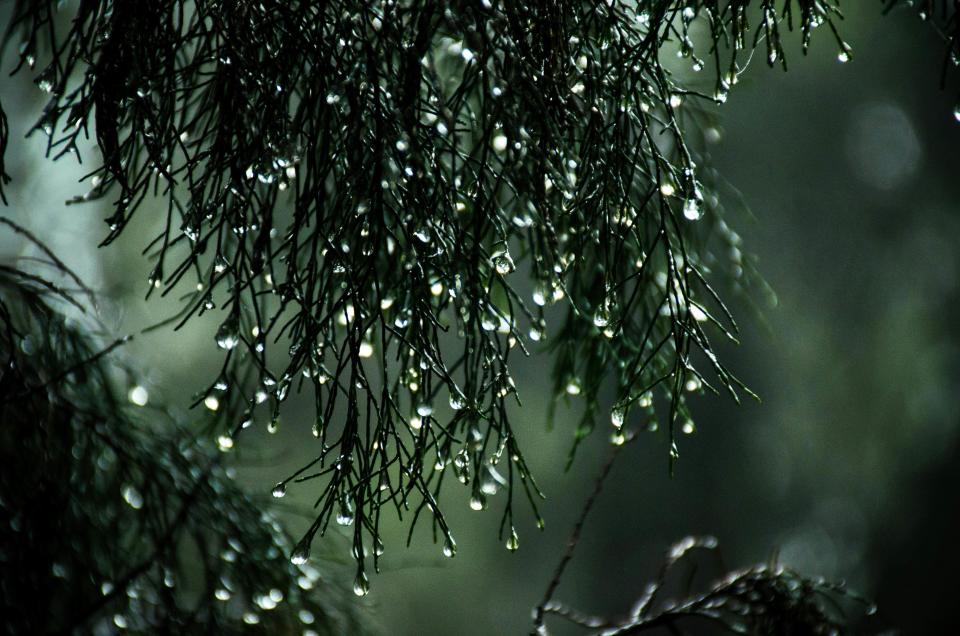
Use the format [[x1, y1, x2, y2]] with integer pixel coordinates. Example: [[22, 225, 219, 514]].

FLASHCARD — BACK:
[[532, 444, 623, 633]]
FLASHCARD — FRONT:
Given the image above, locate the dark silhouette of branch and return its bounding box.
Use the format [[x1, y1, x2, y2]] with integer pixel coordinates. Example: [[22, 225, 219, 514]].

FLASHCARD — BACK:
[[533, 444, 624, 633]]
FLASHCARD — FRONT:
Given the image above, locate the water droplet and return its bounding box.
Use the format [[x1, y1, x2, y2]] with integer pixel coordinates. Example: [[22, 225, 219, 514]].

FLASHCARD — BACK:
[[290, 545, 310, 565], [953, 105, 960, 123], [113, 614, 128, 629], [254, 593, 277, 610], [683, 199, 702, 221], [358, 341, 374, 358], [272, 483, 286, 498], [243, 612, 260, 625], [337, 304, 356, 326], [564, 378, 582, 396], [469, 494, 486, 511], [416, 403, 434, 417], [593, 305, 612, 328], [214, 588, 231, 601], [217, 435, 233, 451], [837, 49, 850, 63], [611, 404, 626, 428], [128, 385, 149, 406], [449, 393, 465, 410], [336, 499, 355, 526], [682, 420, 696, 435], [611, 431, 626, 446], [532, 283, 548, 306], [492, 251, 515, 275], [480, 467, 501, 495], [505, 528, 520, 552], [492, 134, 508, 152], [453, 451, 470, 483], [299, 609, 315, 624], [122, 485, 143, 510], [205, 395, 221, 411], [442, 535, 457, 557], [660, 181, 676, 197], [353, 572, 370, 597]]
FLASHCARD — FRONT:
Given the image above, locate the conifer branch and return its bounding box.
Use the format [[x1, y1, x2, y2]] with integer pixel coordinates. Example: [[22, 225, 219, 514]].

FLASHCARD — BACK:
[[1, 0, 956, 580], [0, 222, 368, 633]]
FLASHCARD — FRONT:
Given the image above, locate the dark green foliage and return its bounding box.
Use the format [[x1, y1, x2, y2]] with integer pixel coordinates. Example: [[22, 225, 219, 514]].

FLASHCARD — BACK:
[[0, 220, 367, 634], [530, 449, 871, 635], [0, 0, 956, 597], [540, 537, 867, 635]]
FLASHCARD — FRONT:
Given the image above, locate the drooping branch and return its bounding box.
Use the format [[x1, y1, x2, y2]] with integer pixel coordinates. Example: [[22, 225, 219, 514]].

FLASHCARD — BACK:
[[0, 219, 369, 633], [530, 437, 870, 636], [0, 0, 955, 583]]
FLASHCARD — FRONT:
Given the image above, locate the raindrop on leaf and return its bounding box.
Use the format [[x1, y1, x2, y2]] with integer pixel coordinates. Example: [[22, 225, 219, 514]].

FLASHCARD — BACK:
[[122, 485, 143, 510], [353, 572, 370, 597], [505, 528, 520, 552], [290, 545, 310, 565], [492, 251, 515, 275], [215, 317, 240, 350], [128, 385, 149, 406], [336, 499, 355, 526], [442, 536, 457, 558], [469, 493, 486, 511], [611, 404, 626, 429], [683, 199, 702, 221]]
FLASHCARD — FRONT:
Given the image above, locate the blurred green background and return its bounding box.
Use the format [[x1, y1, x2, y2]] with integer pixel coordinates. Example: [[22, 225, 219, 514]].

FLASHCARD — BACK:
[[2, 4, 958, 634]]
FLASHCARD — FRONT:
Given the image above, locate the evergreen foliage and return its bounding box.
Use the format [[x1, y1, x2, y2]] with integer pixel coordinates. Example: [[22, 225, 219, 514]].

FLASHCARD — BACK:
[[530, 449, 871, 635], [0, 219, 367, 634], [540, 537, 868, 635], [0, 0, 957, 628]]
